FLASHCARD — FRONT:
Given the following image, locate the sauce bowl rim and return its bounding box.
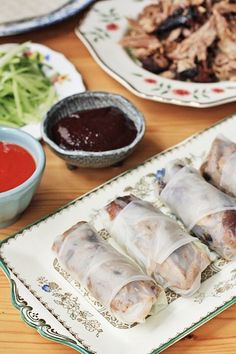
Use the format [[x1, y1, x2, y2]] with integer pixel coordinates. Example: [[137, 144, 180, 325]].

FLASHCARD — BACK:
[[0, 127, 45, 198], [41, 91, 146, 157]]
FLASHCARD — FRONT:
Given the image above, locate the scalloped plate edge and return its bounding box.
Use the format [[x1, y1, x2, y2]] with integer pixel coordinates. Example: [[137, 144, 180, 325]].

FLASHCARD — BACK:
[[0, 259, 89, 354], [76, 26, 236, 109], [75, 0, 236, 109], [0, 256, 235, 354]]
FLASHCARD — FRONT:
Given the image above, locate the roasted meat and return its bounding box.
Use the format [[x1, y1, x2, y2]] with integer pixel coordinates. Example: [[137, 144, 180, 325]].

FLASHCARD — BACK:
[[121, 0, 236, 82]]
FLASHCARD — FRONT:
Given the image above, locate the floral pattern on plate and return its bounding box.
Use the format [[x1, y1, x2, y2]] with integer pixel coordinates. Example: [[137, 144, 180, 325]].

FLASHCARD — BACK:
[[38, 276, 103, 337], [76, 0, 236, 108]]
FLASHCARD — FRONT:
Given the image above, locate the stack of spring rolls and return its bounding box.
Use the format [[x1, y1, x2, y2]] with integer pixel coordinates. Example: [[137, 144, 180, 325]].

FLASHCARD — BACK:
[[52, 200, 212, 323], [52, 134, 236, 325]]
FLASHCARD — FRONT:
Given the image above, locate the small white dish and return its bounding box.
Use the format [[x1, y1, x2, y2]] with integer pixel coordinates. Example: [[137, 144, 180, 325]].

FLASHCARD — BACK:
[[76, 0, 236, 108]]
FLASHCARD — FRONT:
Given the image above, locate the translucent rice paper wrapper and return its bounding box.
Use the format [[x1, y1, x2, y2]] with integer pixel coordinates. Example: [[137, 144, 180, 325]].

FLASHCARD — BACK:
[[101, 199, 212, 296], [157, 162, 236, 260], [221, 151, 236, 195], [52, 222, 167, 324], [154, 240, 213, 296], [200, 134, 236, 197], [160, 166, 236, 231]]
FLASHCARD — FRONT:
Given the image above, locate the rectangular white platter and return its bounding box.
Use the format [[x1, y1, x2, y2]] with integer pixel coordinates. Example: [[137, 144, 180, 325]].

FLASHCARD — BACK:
[[0, 115, 236, 354]]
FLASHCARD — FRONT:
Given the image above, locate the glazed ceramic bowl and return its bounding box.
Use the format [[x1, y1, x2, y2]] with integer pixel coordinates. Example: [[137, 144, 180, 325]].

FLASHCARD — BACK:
[[42, 91, 145, 168], [0, 127, 45, 228]]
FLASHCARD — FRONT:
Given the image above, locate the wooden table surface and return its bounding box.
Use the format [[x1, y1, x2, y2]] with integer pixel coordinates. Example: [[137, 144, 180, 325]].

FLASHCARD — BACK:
[[0, 8, 236, 354]]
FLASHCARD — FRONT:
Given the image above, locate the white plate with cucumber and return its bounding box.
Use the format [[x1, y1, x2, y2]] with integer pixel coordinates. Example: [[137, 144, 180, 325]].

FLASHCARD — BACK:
[[0, 42, 85, 139]]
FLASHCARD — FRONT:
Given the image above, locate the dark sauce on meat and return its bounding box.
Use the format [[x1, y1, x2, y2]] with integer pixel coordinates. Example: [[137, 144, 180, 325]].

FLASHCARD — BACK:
[[154, 6, 199, 38], [51, 106, 137, 152]]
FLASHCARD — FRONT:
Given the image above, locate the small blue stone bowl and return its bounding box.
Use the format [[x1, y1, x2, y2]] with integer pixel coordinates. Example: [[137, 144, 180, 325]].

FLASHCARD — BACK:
[[42, 91, 145, 168], [0, 127, 45, 228]]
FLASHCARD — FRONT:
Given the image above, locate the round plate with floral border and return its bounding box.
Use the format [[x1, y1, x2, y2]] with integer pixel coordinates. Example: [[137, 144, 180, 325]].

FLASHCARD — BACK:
[[76, 0, 236, 108], [0, 42, 85, 139]]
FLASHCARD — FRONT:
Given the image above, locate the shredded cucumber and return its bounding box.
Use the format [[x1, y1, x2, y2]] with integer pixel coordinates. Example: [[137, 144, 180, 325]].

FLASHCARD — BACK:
[[0, 42, 58, 128]]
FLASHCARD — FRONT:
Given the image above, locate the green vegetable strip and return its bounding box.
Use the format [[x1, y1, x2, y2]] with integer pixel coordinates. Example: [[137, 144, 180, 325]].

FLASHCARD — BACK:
[[10, 64, 23, 120], [0, 42, 58, 128], [0, 42, 30, 69]]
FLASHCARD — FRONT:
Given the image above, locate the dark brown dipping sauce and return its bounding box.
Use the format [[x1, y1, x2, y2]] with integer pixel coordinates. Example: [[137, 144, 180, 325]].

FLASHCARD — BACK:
[[50, 106, 138, 152]]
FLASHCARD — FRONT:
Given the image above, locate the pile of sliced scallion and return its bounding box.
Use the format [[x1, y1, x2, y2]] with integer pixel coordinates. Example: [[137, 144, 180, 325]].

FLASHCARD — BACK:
[[0, 42, 57, 128]]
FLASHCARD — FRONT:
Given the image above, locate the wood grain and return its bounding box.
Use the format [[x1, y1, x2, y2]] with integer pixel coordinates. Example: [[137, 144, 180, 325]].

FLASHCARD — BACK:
[[0, 9, 236, 354]]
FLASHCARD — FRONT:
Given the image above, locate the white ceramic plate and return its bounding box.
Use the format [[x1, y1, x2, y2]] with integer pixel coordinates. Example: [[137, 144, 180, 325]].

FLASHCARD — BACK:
[[76, 0, 236, 108], [0, 114, 236, 354], [0, 42, 85, 139], [0, 0, 94, 36]]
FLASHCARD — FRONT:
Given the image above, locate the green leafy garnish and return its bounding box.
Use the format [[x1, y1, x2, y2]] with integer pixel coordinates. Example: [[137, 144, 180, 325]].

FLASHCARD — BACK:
[[0, 42, 58, 128]]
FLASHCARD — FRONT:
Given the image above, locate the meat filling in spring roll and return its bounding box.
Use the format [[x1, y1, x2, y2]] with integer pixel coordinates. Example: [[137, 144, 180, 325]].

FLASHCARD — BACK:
[[156, 160, 236, 260], [52, 221, 166, 324], [200, 134, 236, 197], [101, 196, 211, 296]]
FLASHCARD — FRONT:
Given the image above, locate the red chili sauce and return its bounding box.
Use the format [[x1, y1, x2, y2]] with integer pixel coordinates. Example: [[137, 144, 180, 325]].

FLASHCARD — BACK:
[[50, 106, 138, 152], [0, 142, 36, 193]]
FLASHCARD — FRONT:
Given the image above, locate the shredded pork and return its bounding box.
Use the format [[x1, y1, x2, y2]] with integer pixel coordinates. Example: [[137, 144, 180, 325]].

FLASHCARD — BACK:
[[121, 0, 236, 82]]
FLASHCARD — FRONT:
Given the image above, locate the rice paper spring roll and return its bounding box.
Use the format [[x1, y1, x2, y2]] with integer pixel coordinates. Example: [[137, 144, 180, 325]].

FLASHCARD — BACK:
[[52, 221, 166, 324], [156, 160, 236, 260], [101, 195, 212, 296], [200, 134, 236, 197]]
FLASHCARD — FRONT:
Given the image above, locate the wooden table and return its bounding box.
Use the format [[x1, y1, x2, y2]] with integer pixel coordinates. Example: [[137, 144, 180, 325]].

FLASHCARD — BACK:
[[0, 9, 236, 354]]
